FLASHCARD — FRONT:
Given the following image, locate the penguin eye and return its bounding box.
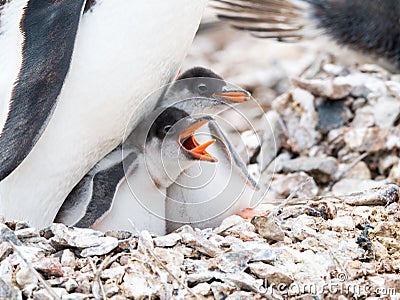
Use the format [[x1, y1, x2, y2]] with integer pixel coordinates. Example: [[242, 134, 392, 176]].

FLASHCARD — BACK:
[[163, 125, 173, 134], [197, 83, 208, 93]]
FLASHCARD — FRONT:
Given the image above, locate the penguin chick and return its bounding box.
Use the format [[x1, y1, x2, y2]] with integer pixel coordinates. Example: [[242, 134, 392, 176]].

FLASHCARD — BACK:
[[166, 119, 261, 232], [159, 66, 251, 114], [56, 67, 254, 233], [55, 107, 217, 234], [158, 68, 260, 232]]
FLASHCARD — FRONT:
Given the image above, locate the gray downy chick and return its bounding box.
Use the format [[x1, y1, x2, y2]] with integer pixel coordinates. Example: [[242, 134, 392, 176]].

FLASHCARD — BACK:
[[55, 107, 217, 234]]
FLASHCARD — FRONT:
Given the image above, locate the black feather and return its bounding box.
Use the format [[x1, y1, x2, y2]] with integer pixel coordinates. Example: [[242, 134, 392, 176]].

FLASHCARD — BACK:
[[0, 0, 86, 180]]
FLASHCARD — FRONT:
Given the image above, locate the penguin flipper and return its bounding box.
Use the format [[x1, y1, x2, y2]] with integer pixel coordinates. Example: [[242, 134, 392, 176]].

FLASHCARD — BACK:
[[73, 162, 128, 229], [74, 150, 138, 229], [0, 0, 86, 180], [208, 120, 259, 190], [54, 174, 95, 226], [56, 146, 138, 228]]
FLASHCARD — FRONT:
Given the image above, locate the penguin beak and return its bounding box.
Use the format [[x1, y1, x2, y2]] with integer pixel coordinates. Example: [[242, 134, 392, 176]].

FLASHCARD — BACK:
[[179, 117, 218, 162], [212, 89, 251, 103]]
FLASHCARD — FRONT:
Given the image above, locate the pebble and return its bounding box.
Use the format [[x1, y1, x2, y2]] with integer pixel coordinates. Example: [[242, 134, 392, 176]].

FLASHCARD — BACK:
[[49, 224, 104, 248], [337, 161, 371, 180], [331, 178, 387, 195], [121, 272, 157, 298], [0, 223, 22, 245], [280, 156, 338, 184], [61, 293, 88, 300], [33, 288, 67, 300], [322, 63, 344, 75], [61, 249, 76, 268], [80, 236, 118, 257], [388, 161, 400, 185], [0, 242, 13, 261], [100, 265, 126, 280], [214, 215, 244, 234], [0, 277, 22, 300], [379, 155, 399, 174], [62, 278, 78, 293], [32, 257, 63, 277], [22, 283, 37, 299], [210, 281, 236, 300], [269, 172, 319, 199], [327, 216, 355, 231], [351, 105, 375, 128], [15, 265, 37, 288], [153, 247, 184, 271], [15, 228, 39, 239], [373, 97, 400, 127], [317, 99, 349, 132], [372, 241, 388, 259], [251, 216, 285, 242], [153, 232, 181, 247], [288, 215, 319, 241], [191, 282, 211, 296], [292, 77, 352, 99], [249, 262, 294, 286], [180, 228, 222, 257], [272, 88, 321, 154], [104, 282, 119, 297], [75, 280, 91, 294], [210, 250, 251, 273], [259, 110, 287, 170], [343, 184, 399, 206], [344, 127, 400, 152]]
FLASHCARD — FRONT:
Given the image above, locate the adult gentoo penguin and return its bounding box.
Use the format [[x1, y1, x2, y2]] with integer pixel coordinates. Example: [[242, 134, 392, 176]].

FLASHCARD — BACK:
[[212, 0, 400, 69], [55, 107, 217, 234], [0, 0, 207, 228]]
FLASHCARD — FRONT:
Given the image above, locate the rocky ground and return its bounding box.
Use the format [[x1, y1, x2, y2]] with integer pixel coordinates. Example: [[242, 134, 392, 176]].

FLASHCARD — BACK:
[[1, 20, 400, 300]]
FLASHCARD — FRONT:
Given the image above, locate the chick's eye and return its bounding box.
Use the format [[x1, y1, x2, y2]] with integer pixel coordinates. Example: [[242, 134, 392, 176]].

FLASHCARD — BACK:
[[198, 84, 208, 93], [163, 125, 173, 134]]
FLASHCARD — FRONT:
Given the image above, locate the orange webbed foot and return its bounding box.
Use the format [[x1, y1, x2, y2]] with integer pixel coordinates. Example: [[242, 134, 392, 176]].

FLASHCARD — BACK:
[[237, 208, 270, 219]]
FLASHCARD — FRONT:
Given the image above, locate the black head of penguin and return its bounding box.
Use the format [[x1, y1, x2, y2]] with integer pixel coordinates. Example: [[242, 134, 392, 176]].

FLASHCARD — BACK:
[[162, 67, 250, 109], [147, 107, 190, 141], [175, 67, 226, 98], [177, 66, 224, 81], [146, 107, 217, 163]]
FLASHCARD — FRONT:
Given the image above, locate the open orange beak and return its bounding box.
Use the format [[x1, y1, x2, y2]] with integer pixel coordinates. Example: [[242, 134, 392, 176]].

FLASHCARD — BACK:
[[212, 89, 251, 103], [179, 118, 218, 162]]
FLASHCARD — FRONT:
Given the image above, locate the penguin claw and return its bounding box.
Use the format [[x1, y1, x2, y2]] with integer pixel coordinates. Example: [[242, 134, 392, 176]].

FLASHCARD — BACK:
[[237, 208, 270, 219]]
